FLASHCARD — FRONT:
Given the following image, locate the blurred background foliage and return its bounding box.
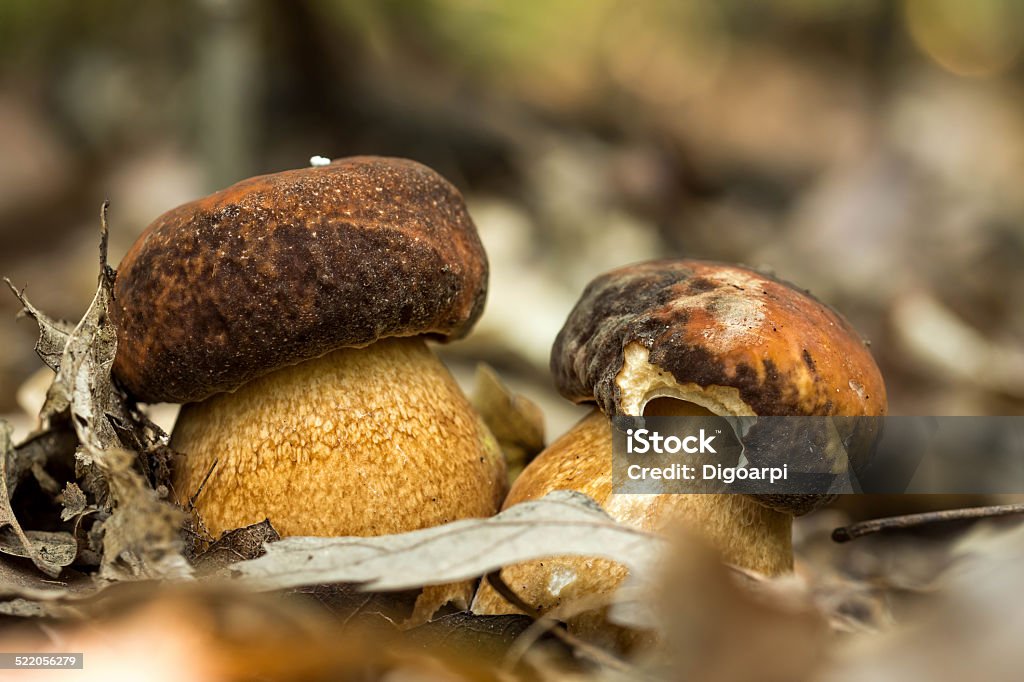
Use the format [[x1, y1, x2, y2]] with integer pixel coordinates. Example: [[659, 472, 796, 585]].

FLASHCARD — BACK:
[[2, 0, 1024, 436]]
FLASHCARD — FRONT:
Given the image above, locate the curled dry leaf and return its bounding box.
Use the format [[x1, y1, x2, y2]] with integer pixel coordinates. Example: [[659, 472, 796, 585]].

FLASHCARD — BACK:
[[472, 364, 546, 477], [0, 528, 77, 567], [46, 219, 126, 449], [90, 449, 190, 581], [0, 553, 92, 601], [233, 490, 667, 595], [0, 420, 68, 577], [3, 279, 73, 374], [6, 426, 78, 500], [0, 549, 94, 618], [192, 519, 280, 577], [60, 481, 89, 522]]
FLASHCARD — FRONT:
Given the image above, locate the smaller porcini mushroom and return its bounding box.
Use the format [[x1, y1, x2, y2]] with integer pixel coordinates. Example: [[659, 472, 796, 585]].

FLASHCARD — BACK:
[[110, 157, 507, 576], [473, 259, 886, 621]]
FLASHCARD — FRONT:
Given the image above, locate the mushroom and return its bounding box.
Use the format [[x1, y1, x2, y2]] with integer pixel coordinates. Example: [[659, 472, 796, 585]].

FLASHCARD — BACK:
[[473, 259, 886, 619], [110, 156, 507, 548]]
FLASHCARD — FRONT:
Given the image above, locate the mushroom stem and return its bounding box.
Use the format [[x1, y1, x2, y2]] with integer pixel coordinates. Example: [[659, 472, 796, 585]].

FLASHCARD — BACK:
[[170, 337, 507, 539], [472, 409, 791, 621], [627, 401, 793, 573]]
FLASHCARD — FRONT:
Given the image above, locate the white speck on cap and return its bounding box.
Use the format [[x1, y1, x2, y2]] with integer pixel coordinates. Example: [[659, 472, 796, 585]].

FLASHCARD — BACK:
[[309, 155, 332, 167]]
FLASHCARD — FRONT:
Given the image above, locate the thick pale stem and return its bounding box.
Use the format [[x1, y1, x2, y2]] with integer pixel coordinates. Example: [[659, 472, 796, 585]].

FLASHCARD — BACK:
[[171, 337, 506, 539], [629, 399, 793, 573], [472, 406, 792, 623]]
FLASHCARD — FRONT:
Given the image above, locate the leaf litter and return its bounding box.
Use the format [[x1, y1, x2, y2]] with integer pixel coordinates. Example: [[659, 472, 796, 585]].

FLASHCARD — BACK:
[[0, 204, 190, 605]]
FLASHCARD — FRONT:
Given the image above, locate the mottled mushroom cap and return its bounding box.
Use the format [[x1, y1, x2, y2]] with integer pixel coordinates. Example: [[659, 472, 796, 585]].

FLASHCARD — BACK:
[[552, 260, 887, 516], [553, 259, 886, 419], [112, 156, 488, 404]]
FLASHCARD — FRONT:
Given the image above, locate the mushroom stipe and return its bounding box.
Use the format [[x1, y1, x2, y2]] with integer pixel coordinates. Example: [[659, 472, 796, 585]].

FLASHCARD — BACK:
[[172, 338, 506, 539]]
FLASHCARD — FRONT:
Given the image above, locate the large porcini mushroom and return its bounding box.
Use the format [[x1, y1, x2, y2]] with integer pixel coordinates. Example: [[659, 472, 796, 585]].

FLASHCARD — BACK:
[[474, 259, 886, 619], [111, 157, 506, 549]]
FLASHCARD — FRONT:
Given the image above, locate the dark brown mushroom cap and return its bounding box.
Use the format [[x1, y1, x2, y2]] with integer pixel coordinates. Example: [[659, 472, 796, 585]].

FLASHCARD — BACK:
[[111, 156, 488, 404], [552, 259, 887, 418]]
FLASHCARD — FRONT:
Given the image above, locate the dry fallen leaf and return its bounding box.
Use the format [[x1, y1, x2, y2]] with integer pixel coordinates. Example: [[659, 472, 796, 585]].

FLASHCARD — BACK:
[[5, 425, 78, 500], [472, 363, 546, 477], [3, 280, 73, 375], [0, 420, 68, 577], [233, 490, 667, 595], [0, 551, 92, 603], [60, 481, 89, 521], [92, 448, 190, 581], [0, 528, 77, 567], [192, 519, 280, 577]]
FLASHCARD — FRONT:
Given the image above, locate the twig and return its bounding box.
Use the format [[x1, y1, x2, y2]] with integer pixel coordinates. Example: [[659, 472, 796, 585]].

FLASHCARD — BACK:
[[485, 571, 633, 674], [485, 570, 541, 620], [832, 504, 1024, 543], [99, 200, 110, 268], [188, 459, 219, 511]]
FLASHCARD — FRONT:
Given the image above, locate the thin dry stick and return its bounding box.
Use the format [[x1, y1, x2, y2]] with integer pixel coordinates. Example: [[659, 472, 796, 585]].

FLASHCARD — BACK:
[[187, 458, 219, 511], [832, 503, 1024, 543], [485, 571, 633, 674]]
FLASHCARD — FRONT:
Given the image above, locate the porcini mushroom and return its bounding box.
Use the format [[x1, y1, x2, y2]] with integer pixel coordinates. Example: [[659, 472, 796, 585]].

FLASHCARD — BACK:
[[111, 157, 506, 546], [473, 259, 886, 619]]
